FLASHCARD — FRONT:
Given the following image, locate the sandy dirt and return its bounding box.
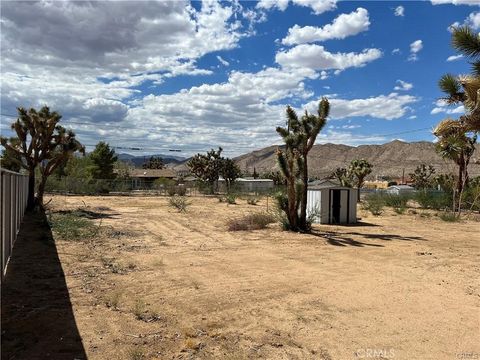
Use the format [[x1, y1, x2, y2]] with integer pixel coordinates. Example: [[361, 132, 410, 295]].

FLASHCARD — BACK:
[[7, 194, 480, 359]]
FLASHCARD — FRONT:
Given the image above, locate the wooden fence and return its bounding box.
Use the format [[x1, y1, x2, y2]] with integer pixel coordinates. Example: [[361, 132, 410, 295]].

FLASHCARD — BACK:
[[1, 168, 29, 280]]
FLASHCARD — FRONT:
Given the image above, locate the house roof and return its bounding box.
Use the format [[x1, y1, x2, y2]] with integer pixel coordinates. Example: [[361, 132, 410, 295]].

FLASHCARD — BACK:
[[129, 168, 176, 178]]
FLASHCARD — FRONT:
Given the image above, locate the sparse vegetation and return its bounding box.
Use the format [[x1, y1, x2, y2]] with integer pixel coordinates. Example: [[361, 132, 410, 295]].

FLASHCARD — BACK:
[[246, 196, 259, 205], [49, 211, 98, 241], [129, 347, 145, 360], [169, 195, 190, 212], [362, 194, 385, 216], [105, 291, 122, 310], [228, 212, 276, 231], [438, 211, 460, 222]]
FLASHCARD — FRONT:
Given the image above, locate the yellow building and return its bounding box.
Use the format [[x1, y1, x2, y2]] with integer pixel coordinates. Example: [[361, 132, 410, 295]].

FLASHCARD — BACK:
[[363, 180, 389, 190]]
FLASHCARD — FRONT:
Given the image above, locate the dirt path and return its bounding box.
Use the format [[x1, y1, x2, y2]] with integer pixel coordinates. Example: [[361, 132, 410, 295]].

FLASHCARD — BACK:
[[5, 195, 479, 359]]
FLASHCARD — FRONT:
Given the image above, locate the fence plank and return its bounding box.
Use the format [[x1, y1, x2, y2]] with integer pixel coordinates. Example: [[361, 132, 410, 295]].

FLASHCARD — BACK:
[[0, 168, 29, 280]]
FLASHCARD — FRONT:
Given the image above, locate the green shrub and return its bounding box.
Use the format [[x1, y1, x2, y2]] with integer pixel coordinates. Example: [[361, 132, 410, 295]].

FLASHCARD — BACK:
[[228, 213, 276, 231], [415, 191, 451, 210], [167, 186, 176, 196], [169, 195, 189, 212], [246, 196, 259, 205], [393, 206, 406, 214], [362, 194, 385, 216], [225, 193, 237, 204], [438, 211, 459, 222], [384, 194, 410, 208]]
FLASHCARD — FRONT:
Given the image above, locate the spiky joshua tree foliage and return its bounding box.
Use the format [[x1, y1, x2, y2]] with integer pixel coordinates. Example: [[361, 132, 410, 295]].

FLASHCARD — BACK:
[[0, 106, 84, 209], [276, 98, 329, 232]]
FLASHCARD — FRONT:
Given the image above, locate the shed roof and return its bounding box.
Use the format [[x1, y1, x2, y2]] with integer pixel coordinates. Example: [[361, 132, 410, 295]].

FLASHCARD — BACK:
[[308, 179, 350, 190]]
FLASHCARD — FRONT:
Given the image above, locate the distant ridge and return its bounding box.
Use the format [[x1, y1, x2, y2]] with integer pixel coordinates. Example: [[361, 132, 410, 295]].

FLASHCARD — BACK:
[[232, 140, 480, 179]]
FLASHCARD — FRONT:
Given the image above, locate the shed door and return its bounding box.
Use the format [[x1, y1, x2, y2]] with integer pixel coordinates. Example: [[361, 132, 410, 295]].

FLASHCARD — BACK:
[[331, 189, 341, 224]]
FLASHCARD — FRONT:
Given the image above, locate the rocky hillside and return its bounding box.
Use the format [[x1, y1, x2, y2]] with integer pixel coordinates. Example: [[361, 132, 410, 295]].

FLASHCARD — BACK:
[[233, 140, 480, 180]]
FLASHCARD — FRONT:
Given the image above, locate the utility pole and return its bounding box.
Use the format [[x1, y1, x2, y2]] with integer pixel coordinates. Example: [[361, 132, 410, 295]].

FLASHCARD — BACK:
[[402, 168, 405, 185]]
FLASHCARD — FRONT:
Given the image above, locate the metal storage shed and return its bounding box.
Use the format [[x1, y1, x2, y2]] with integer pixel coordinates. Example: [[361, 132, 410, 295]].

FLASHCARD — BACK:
[[306, 180, 358, 224]]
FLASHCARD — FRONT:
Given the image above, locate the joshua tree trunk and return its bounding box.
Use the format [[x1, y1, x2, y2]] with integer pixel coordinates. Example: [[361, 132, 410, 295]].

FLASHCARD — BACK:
[[27, 170, 35, 210], [36, 175, 48, 208], [287, 173, 298, 230], [299, 156, 308, 230]]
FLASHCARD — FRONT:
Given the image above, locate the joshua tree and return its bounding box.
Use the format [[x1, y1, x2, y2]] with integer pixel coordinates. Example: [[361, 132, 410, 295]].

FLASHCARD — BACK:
[[221, 158, 241, 192], [349, 159, 373, 201], [330, 167, 353, 187], [409, 164, 436, 191], [276, 98, 329, 231], [0, 139, 22, 172], [437, 26, 480, 133], [434, 120, 476, 210], [0, 106, 84, 209], [187, 147, 224, 193]]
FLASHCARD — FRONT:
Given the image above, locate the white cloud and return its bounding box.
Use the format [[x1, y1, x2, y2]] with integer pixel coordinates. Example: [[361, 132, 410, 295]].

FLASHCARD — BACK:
[[276, 44, 382, 71], [320, 70, 329, 80], [304, 93, 418, 120], [394, 80, 413, 91], [257, 0, 337, 15], [446, 54, 464, 61], [392, 48, 401, 55], [408, 40, 423, 61], [282, 8, 370, 45], [216, 55, 230, 66], [467, 11, 480, 29], [431, 104, 465, 115], [431, 0, 480, 5], [394, 6, 405, 17]]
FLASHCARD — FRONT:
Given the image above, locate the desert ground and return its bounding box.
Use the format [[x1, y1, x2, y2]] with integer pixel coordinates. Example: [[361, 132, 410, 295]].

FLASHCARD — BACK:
[[2, 194, 479, 360]]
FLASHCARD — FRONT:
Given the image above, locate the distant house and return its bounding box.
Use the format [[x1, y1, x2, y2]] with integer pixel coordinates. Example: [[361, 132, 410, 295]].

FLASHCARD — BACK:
[[129, 168, 176, 188], [307, 179, 358, 224], [363, 180, 389, 190], [386, 185, 415, 196]]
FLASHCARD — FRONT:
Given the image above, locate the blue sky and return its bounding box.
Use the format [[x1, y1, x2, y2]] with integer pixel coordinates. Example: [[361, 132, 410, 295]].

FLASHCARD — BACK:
[[1, 0, 479, 157]]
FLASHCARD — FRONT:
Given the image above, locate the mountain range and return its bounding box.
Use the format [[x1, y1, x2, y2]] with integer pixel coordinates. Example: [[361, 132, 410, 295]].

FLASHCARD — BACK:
[[233, 140, 480, 180]]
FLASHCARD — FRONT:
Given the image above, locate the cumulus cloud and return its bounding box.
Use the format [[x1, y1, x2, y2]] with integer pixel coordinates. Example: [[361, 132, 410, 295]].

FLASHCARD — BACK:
[[394, 80, 413, 91], [282, 8, 370, 45], [394, 6, 405, 17], [447, 54, 464, 61], [303, 93, 418, 121], [431, 99, 465, 115], [257, 0, 337, 15], [392, 48, 401, 55], [408, 40, 423, 61], [276, 44, 382, 71], [451, 11, 480, 31]]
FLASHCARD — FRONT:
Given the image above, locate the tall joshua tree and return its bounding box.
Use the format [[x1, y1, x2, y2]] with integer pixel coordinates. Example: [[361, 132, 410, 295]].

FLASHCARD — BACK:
[[0, 106, 84, 209], [438, 26, 480, 133], [276, 98, 329, 231], [434, 119, 476, 211]]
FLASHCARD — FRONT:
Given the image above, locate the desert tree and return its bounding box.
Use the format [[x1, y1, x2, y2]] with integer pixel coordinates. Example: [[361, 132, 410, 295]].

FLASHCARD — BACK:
[[262, 170, 285, 186], [276, 98, 329, 231], [349, 159, 373, 201], [142, 156, 164, 169], [221, 157, 241, 192], [0, 106, 84, 209], [434, 119, 477, 212], [187, 147, 224, 194], [330, 167, 353, 187], [0, 138, 23, 172], [409, 164, 436, 190], [437, 25, 480, 133], [88, 142, 118, 179]]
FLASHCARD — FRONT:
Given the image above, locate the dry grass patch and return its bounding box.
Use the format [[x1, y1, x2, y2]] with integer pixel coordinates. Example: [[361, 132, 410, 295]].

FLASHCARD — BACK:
[[227, 212, 276, 231]]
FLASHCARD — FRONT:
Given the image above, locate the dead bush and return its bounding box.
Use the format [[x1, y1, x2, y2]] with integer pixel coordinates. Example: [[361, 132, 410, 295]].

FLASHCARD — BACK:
[[228, 213, 276, 231]]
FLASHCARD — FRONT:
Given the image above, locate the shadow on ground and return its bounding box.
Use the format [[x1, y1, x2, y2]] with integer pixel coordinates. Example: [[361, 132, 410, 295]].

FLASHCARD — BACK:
[[54, 207, 119, 219], [310, 228, 425, 247], [1, 210, 86, 360]]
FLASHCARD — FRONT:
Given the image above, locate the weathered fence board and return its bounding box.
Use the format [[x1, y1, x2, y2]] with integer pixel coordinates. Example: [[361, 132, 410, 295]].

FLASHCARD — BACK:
[[1, 168, 29, 280]]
